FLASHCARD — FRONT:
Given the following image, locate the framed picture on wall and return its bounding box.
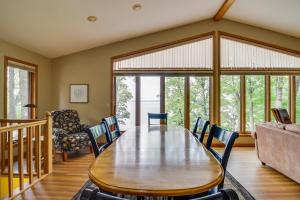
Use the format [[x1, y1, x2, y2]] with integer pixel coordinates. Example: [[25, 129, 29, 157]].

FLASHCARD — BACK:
[[70, 84, 89, 103]]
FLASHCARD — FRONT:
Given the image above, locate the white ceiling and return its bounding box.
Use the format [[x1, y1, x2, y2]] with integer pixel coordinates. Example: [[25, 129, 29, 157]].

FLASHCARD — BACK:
[[0, 0, 299, 58], [225, 0, 300, 39]]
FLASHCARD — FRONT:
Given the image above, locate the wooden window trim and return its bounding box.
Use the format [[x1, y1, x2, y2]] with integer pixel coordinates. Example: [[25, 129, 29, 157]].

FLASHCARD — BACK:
[[4, 56, 38, 119]]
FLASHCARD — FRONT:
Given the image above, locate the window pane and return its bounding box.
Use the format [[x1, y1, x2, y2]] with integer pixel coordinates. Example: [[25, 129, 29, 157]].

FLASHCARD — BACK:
[[7, 66, 29, 119], [220, 75, 240, 132], [271, 76, 289, 121], [114, 37, 213, 70], [190, 76, 210, 129], [116, 76, 135, 131], [296, 76, 300, 122], [221, 36, 300, 69], [165, 77, 185, 126], [245, 76, 265, 132], [141, 77, 161, 125]]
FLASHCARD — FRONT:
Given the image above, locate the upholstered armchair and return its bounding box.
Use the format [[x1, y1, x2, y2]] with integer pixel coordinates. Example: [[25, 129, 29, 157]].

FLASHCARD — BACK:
[[51, 109, 91, 161]]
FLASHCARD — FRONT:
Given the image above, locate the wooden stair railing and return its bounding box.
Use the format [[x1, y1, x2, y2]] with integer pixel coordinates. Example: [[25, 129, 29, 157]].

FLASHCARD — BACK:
[[0, 112, 53, 199]]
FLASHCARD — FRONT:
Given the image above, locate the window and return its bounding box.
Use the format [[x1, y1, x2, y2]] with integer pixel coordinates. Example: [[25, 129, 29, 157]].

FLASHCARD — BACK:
[[190, 76, 210, 128], [271, 76, 289, 121], [115, 76, 136, 130], [113, 33, 300, 134], [7, 67, 30, 119], [114, 37, 213, 71], [220, 75, 240, 132], [5, 57, 37, 119], [221, 36, 300, 69], [165, 77, 185, 126], [141, 77, 161, 125], [245, 76, 265, 131]]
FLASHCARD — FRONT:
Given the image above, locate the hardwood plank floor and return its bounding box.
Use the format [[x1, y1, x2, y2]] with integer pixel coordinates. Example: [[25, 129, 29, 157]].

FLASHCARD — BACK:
[[227, 148, 300, 200], [15, 152, 95, 200], [16, 148, 300, 200]]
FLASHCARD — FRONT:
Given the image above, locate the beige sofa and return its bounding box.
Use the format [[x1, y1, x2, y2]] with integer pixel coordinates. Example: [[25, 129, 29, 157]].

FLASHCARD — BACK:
[[253, 123, 300, 184]]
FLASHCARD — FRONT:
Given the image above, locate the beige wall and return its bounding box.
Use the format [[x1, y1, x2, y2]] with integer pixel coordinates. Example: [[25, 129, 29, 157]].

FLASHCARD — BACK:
[[52, 19, 300, 125], [0, 39, 53, 118]]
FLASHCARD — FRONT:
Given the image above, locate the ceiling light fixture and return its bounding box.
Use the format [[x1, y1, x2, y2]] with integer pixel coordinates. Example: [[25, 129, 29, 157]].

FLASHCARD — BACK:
[[132, 3, 142, 11], [87, 16, 97, 22]]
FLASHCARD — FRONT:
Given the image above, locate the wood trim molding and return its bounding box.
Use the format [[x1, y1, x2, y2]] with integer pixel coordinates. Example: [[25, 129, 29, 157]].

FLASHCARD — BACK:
[[135, 77, 141, 126], [265, 75, 271, 121], [289, 76, 296, 122], [160, 77, 165, 113], [240, 75, 246, 133], [214, 0, 235, 21], [184, 76, 190, 129]]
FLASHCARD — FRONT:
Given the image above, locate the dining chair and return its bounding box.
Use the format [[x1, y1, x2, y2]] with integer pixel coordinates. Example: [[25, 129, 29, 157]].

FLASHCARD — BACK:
[[80, 186, 127, 200], [190, 188, 239, 200], [80, 186, 238, 200], [192, 117, 210, 143], [148, 113, 168, 125], [102, 116, 121, 144], [86, 122, 110, 157], [206, 125, 239, 189]]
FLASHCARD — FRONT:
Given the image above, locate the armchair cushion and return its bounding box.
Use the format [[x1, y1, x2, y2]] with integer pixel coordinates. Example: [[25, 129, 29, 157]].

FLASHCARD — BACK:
[[51, 109, 82, 134]]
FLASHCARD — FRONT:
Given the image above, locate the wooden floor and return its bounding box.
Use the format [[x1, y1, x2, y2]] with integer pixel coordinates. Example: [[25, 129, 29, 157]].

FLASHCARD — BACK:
[[15, 148, 300, 200]]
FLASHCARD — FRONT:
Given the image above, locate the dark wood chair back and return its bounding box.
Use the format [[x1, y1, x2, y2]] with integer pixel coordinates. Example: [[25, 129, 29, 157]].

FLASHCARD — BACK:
[[192, 117, 210, 143], [102, 116, 121, 143], [86, 122, 109, 157], [148, 113, 168, 125], [206, 124, 239, 189]]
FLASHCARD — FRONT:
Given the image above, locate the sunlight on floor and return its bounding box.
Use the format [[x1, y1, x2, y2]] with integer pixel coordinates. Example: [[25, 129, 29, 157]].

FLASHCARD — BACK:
[[0, 176, 29, 198]]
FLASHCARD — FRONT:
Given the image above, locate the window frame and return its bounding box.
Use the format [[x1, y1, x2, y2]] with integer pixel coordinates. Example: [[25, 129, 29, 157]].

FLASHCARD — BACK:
[[111, 31, 300, 134], [4, 56, 38, 119]]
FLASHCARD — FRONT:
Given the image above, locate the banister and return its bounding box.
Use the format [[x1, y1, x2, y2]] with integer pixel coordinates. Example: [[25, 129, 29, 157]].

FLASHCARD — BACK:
[[0, 112, 53, 199]]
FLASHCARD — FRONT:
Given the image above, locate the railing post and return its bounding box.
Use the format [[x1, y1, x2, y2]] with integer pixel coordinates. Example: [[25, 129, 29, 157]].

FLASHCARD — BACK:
[[44, 112, 53, 174]]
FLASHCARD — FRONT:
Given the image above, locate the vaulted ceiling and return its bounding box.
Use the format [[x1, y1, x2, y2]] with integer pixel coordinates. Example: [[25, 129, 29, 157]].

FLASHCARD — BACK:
[[0, 0, 299, 58]]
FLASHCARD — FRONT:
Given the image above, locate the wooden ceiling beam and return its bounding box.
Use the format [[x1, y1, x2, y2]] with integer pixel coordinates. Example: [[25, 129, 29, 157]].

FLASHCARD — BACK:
[[214, 0, 235, 21]]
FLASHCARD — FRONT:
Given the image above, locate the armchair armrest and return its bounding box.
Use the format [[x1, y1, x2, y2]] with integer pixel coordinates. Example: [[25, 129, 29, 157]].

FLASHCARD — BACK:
[[53, 128, 70, 151], [80, 124, 91, 132]]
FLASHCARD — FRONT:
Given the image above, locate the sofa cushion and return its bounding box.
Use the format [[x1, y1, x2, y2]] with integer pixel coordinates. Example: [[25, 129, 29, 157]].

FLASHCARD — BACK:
[[285, 124, 300, 134]]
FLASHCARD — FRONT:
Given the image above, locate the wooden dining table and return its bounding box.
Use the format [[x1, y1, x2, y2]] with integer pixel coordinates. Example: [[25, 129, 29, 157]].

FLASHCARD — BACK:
[[88, 125, 224, 197]]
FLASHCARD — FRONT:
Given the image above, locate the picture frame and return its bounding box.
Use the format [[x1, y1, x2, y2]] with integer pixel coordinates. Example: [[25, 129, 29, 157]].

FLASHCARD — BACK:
[[69, 84, 89, 103]]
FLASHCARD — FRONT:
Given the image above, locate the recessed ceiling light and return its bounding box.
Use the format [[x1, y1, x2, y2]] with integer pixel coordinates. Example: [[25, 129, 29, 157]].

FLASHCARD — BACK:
[[132, 3, 142, 11], [87, 16, 97, 22]]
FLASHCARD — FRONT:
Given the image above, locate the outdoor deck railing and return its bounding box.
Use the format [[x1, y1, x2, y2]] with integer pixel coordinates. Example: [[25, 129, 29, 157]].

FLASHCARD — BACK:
[[0, 112, 53, 199]]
